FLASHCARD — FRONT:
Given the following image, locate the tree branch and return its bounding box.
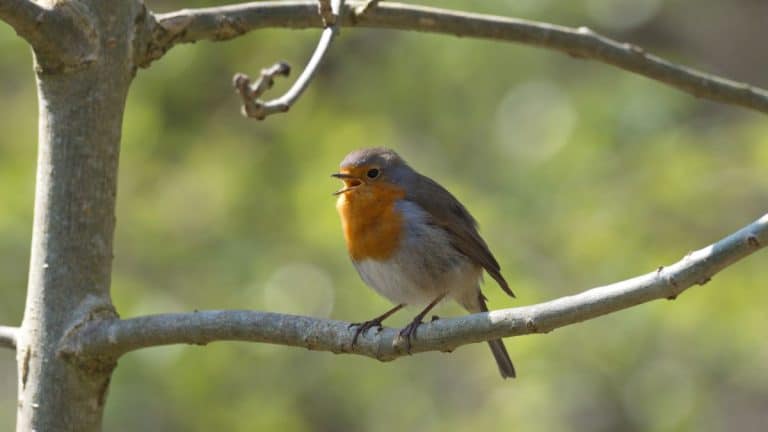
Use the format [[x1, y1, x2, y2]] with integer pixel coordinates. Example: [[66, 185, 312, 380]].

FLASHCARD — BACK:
[[232, 0, 343, 119], [60, 213, 768, 365], [0, 0, 98, 72], [0, 325, 18, 350], [354, 0, 379, 16], [140, 1, 768, 114]]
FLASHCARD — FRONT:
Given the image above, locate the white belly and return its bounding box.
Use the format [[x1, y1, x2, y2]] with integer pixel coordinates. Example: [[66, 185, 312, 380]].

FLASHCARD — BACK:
[[354, 257, 481, 308], [352, 200, 483, 310]]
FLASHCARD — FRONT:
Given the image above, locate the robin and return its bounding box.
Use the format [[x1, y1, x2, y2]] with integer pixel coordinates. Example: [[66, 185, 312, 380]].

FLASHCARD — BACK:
[[333, 147, 516, 379]]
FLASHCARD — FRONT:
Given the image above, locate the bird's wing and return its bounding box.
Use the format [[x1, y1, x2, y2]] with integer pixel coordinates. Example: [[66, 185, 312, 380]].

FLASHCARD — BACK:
[[405, 174, 515, 298]]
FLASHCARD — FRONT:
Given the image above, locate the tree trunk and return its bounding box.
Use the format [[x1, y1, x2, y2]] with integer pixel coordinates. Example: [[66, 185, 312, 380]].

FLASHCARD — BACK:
[[15, 1, 139, 430]]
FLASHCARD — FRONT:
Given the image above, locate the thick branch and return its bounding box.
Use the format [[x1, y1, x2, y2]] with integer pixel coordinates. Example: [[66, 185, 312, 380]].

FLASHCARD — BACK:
[[61, 213, 768, 363], [0, 326, 17, 350], [141, 1, 768, 114], [0, 0, 98, 72], [16, 1, 141, 428]]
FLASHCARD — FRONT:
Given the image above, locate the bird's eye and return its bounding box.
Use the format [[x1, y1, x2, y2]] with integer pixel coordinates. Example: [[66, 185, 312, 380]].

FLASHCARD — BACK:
[[366, 168, 380, 179]]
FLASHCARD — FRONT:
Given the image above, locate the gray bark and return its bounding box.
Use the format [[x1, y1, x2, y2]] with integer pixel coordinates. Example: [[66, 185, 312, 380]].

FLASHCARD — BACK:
[[14, 1, 141, 430]]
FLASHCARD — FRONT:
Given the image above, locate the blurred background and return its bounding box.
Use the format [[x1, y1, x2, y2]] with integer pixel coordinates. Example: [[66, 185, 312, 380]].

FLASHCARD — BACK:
[[2, 0, 768, 430]]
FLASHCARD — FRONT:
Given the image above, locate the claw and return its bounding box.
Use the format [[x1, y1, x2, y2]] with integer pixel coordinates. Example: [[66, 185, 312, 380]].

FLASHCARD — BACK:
[[348, 304, 406, 346], [396, 318, 424, 353], [350, 319, 384, 346]]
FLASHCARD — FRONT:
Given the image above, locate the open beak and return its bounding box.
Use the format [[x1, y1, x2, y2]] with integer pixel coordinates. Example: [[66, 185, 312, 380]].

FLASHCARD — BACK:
[[331, 173, 362, 195]]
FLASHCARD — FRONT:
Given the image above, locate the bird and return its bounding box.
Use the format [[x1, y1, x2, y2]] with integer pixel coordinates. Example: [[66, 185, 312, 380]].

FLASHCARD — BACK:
[[332, 147, 516, 379]]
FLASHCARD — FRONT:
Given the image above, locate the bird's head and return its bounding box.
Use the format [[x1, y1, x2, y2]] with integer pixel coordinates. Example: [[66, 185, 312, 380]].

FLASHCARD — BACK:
[[332, 148, 411, 196]]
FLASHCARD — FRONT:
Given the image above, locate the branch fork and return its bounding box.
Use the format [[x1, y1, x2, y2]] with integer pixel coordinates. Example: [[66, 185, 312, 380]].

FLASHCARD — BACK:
[[0, 0, 98, 73], [354, 0, 380, 17], [233, 62, 292, 119]]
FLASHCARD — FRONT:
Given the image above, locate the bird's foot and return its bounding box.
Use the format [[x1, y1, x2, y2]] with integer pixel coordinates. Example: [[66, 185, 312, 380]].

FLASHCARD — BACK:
[[348, 304, 406, 346], [396, 318, 424, 353], [349, 319, 385, 346]]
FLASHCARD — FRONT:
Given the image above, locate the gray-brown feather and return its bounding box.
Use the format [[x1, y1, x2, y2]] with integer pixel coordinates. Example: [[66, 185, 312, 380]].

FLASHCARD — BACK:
[[405, 173, 515, 298]]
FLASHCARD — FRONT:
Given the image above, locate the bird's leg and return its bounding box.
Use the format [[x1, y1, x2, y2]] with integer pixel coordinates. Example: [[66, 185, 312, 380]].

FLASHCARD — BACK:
[[350, 303, 405, 345], [397, 294, 446, 352]]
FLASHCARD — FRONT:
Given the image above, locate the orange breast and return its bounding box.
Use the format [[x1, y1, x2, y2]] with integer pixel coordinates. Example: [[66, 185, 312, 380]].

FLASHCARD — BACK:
[[336, 183, 406, 261]]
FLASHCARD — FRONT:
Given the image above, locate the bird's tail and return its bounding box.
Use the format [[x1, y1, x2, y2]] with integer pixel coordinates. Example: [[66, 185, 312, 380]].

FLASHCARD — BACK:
[[487, 338, 516, 379], [463, 291, 516, 379]]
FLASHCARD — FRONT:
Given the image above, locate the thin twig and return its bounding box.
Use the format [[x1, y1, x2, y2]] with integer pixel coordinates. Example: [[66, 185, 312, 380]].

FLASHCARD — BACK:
[[0, 326, 18, 350], [233, 62, 292, 119], [61, 213, 768, 365], [232, 27, 335, 119], [233, 0, 344, 120], [145, 1, 768, 114]]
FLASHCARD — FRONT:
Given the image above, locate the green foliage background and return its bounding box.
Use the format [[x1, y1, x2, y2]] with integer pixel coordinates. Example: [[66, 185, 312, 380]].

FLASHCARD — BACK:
[[1, 1, 767, 430]]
